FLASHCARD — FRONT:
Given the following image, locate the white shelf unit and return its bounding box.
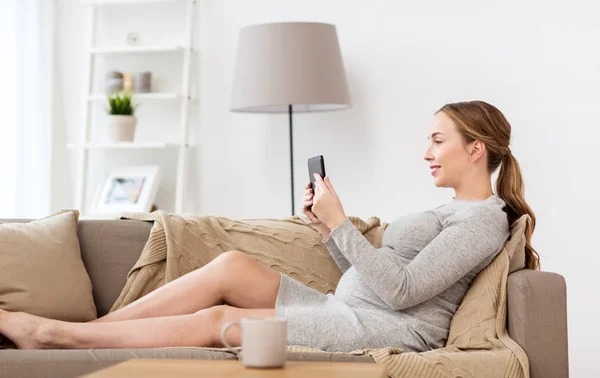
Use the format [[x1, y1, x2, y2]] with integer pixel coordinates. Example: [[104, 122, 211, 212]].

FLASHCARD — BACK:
[[83, 0, 184, 5], [87, 92, 180, 102], [68, 142, 179, 150], [90, 45, 186, 54], [75, 0, 196, 215]]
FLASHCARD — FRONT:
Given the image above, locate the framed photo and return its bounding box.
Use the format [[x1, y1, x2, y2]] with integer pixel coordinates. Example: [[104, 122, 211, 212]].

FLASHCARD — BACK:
[[92, 166, 160, 215]]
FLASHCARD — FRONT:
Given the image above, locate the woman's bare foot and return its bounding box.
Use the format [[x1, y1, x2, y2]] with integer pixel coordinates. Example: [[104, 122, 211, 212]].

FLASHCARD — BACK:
[[0, 309, 61, 349]]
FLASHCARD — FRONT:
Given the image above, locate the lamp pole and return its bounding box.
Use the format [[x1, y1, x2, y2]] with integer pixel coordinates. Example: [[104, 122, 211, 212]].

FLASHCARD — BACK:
[[288, 104, 295, 216]]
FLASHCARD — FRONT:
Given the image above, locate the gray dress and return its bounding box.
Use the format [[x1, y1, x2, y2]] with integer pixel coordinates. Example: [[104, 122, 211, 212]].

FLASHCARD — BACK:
[[274, 195, 510, 353]]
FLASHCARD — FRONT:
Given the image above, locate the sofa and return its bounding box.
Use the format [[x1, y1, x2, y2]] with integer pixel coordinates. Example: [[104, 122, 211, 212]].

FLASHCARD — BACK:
[[0, 218, 569, 378]]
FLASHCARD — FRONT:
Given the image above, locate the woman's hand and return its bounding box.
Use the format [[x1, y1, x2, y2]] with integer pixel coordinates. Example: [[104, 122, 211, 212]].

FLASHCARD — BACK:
[[311, 174, 348, 231], [302, 182, 331, 238]]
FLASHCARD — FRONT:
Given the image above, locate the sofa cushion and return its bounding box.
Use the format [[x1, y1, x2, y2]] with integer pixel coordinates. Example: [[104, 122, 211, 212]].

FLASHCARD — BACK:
[[0, 348, 372, 378], [0, 210, 96, 322], [0, 348, 236, 378], [76, 220, 152, 317]]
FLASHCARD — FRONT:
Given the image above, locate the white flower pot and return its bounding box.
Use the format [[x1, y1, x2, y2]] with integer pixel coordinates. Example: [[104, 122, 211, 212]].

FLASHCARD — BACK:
[[106, 115, 137, 142]]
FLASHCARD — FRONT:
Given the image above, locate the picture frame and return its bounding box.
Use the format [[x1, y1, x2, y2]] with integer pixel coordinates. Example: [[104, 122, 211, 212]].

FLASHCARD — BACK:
[[91, 165, 160, 216]]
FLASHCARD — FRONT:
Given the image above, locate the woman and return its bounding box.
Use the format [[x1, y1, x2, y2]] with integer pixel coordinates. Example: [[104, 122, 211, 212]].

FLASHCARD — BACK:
[[0, 100, 539, 351]]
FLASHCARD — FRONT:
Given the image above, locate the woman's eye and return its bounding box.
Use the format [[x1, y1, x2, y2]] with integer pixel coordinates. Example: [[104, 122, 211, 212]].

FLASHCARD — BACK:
[[434, 141, 442, 145]]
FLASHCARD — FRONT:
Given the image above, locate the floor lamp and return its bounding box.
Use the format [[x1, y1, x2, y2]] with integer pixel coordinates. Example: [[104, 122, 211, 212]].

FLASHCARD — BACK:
[[230, 22, 351, 216]]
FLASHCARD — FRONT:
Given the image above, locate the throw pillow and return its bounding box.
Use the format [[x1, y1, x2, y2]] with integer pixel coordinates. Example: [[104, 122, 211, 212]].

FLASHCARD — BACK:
[[508, 215, 528, 274], [0, 210, 97, 321], [446, 213, 529, 346]]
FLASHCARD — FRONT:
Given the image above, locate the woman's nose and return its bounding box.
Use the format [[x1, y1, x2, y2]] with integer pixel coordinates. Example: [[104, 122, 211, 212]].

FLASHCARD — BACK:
[[423, 148, 432, 161]]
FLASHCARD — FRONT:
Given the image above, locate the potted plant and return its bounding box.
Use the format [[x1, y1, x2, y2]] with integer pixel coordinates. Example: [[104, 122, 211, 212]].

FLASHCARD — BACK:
[[105, 91, 138, 142]]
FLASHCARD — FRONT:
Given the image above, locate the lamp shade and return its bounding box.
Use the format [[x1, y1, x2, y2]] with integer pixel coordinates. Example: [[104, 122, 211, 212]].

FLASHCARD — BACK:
[[231, 22, 351, 113]]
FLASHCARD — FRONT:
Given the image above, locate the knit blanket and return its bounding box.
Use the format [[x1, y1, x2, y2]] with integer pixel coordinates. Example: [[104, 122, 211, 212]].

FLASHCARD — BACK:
[[111, 210, 529, 378]]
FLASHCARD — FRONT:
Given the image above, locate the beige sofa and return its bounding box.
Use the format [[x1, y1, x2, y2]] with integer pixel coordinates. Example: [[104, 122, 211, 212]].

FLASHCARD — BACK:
[[0, 218, 569, 378]]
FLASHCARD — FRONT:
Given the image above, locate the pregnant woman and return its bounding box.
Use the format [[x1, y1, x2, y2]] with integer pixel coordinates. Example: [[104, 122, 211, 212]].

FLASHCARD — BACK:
[[0, 100, 539, 352]]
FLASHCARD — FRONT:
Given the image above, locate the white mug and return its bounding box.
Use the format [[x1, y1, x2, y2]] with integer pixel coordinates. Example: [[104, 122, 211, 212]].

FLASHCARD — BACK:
[[220, 317, 288, 368]]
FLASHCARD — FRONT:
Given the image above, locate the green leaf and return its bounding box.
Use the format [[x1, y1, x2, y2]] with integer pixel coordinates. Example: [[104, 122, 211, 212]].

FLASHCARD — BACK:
[[106, 91, 137, 115]]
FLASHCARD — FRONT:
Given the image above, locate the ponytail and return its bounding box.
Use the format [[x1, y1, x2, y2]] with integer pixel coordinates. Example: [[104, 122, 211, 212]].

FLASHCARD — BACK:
[[496, 152, 540, 270]]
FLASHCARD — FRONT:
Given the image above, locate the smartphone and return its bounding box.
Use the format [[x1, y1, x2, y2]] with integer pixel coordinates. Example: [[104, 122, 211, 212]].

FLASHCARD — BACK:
[[308, 155, 326, 194]]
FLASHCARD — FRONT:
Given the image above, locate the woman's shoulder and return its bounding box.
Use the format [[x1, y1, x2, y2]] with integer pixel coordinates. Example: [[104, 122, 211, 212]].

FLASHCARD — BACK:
[[433, 195, 508, 232], [448, 196, 510, 247], [388, 195, 507, 231]]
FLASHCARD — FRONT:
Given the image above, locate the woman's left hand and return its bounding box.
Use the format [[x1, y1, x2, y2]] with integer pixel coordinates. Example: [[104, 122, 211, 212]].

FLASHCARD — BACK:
[[311, 174, 348, 231]]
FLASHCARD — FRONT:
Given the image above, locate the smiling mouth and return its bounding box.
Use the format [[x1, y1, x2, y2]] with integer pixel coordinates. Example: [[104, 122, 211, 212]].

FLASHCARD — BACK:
[[430, 166, 441, 175]]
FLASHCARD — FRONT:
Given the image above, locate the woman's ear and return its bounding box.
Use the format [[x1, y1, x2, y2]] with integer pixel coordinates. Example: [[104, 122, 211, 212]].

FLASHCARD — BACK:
[[469, 140, 486, 162]]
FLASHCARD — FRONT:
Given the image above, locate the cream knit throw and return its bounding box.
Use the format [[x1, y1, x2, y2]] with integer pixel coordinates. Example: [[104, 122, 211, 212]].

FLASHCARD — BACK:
[[111, 210, 528, 378]]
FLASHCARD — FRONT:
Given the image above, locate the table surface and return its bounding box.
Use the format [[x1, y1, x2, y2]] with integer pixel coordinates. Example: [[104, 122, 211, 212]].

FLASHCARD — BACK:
[[81, 359, 387, 378]]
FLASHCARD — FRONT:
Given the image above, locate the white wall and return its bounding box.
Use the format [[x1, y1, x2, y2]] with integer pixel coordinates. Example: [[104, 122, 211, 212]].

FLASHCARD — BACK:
[[54, 0, 600, 375]]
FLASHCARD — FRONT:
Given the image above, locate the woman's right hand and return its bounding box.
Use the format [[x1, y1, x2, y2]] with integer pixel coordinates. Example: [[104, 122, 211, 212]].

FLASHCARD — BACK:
[[302, 182, 331, 238]]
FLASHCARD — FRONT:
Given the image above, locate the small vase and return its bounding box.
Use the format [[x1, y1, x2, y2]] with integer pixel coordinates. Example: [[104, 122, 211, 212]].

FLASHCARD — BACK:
[[106, 115, 137, 142]]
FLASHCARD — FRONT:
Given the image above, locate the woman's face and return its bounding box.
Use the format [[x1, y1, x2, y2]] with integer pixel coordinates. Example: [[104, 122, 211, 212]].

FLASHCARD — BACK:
[[423, 112, 472, 188]]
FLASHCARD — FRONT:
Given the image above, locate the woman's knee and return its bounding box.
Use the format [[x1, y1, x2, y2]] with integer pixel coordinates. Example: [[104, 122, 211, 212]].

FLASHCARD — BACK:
[[212, 251, 280, 308], [198, 305, 276, 347], [196, 304, 228, 319], [193, 305, 229, 346], [214, 250, 253, 272]]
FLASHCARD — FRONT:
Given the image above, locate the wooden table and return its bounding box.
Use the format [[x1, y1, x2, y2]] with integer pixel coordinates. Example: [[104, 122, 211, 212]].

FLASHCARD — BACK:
[[81, 359, 387, 378]]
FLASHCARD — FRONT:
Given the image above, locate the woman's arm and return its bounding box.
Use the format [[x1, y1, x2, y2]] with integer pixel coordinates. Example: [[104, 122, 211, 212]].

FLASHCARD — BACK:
[[302, 180, 352, 273], [329, 206, 509, 310], [307, 221, 351, 273], [323, 235, 352, 273]]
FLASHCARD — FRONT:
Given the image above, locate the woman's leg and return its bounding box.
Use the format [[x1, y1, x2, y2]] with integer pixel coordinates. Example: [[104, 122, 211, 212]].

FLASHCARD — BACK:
[[0, 306, 274, 350], [94, 250, 281, 323]]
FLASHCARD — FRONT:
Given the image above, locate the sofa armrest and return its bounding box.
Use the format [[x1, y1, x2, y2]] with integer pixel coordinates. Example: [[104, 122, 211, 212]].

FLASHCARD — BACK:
[[507, 269, 569, 378]]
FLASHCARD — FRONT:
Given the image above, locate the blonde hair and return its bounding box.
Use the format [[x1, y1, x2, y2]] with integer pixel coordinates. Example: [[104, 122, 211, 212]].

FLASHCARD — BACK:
[[437, 100, 540, 270]]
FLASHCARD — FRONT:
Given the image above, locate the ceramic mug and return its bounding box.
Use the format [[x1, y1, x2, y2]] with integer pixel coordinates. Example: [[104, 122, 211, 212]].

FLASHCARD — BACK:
[[220, 317, 288, 368]]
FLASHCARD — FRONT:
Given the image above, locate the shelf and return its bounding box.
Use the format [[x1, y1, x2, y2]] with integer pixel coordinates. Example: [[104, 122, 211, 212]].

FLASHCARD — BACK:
[[90, 45, 186, 54], [68, 142, 180, 150], [89, 93, 181, 102], [83, 0, 184, 5], [76, 0, 196, 215]]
